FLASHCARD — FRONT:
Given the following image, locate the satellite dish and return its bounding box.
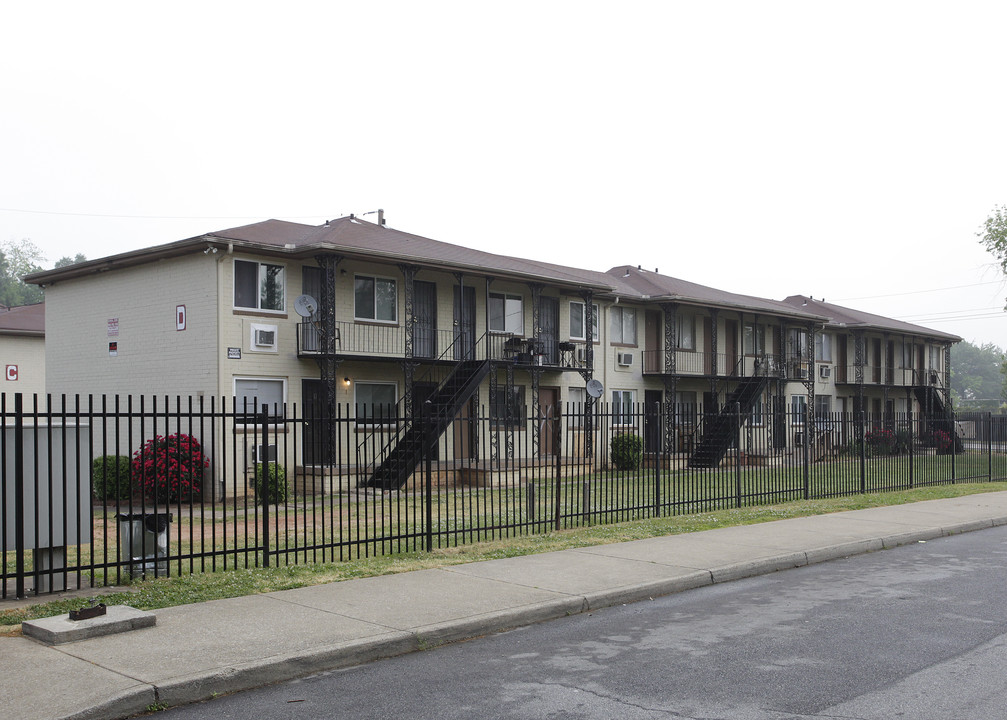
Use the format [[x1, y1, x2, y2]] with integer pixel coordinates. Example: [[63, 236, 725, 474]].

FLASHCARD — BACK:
[[585, 379, 604, 399], [293, 294, 318, 318]]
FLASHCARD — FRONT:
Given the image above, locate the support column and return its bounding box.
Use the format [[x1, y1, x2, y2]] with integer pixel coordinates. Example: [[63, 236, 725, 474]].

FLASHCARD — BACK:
[[313, 254, 344, 416], [854, 330, 866, 415], [661, 302, 679, 454], [579, 290, 596, 458], [398, 264, 419, 418]]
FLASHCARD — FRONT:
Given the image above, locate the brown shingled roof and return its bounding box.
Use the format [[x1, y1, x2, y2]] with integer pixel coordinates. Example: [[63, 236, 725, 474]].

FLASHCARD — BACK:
[[0, 303, 44, 335], [782, 295, 960, 342]]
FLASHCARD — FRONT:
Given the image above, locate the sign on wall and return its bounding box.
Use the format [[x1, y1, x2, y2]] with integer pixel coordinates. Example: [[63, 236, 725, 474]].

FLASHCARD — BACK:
[[176, 305, 186, 331], [107, 318, 119, 337], [5, 365, 17, 381]]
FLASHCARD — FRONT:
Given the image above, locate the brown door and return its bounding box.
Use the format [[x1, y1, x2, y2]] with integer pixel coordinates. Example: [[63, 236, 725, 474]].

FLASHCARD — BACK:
[[538, 387, 559, 456], [645, 310, 660, 373], [836, 335, 848, 383], [872, 339, 882, 383], [453, 397, 476, 460]]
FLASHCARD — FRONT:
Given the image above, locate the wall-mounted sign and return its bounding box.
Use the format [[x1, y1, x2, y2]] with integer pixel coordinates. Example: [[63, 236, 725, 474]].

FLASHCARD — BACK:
[[107, 318, 119, 337], [227, 347, 241, 360], [176, 305, 186, 331], [5, 365, 17, 381], [109, 342, 118, 357]]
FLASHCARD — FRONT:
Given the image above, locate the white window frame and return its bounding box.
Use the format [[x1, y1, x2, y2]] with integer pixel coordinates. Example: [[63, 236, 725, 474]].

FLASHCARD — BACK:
[[610, 307, 637, 346], [815, 332, 832, 362], [569, 301, 599, 342], [567, 386, 587, 427], [677, 314, 695, 350], [743, 322, 765, 356], [233, 259, 286, 313], [611, 389, 635, 426], [750, 398, 765, 426], [354, 381, 399, 425], [489, 292, 524, 335], [233, 376, 287, 422], [791, 394, 807, 425], [354, 274, 398, 324]]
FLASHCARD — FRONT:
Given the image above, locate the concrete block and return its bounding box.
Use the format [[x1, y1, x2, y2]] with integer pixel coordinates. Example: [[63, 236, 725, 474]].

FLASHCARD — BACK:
[[22, 605, 155, 645]]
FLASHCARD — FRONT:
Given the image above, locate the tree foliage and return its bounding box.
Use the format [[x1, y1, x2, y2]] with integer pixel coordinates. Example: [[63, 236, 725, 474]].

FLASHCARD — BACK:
[[950, 339, 1007, 412], [977, 204, 1007, 276], [0, 240, 86, 307]]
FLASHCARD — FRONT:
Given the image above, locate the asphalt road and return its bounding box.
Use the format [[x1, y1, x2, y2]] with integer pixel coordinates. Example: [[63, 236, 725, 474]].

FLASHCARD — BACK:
[[161, 525, 1007, 719]]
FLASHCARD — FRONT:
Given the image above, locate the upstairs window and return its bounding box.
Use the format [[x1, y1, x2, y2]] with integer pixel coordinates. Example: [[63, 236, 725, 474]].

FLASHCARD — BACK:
[[355, 275, 397, 323], [489, 293, 524, 335], [743, 322, 765, 355], [814, 333, 832, 362], [610, 307, 637, 345], [569, 301, 599, 341], [234, 260, 285, 312], [677, 314, 695, 350]]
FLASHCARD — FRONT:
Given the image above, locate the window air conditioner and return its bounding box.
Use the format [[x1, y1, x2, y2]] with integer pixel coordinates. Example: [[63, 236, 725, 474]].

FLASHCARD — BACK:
[[819, 365, 831, 379], [792, 360, 808, 379], [576, 346, 587, 364], [617, 352, 634, 367], [255, 329, 276, 347]]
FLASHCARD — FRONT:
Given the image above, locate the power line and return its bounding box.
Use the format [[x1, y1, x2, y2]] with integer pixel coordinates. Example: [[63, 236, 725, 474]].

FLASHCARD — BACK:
[[0, 207, 326, 221], [835, 280, 1003, 301]]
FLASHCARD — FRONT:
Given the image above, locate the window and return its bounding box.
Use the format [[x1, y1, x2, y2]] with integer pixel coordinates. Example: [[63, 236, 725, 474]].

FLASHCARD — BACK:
[[677, 314, 695, 350], [750, 398, 764, 426], [743, 322, 765, 355], [929, 344, 941, 371], [815, 333, 832, 362], [489, 293, 524, 335], [610, 307, 637, 345], [354, 275, 397, 323], [234, 260, 285, 312], [814, 395, 832, 421], [902, 341, 914, 369], [791, 394, 807, 424], [355, 382, 398, 423], [569, 302, 599, 341], [490, 385, 526, 428], [234, 377, 285, 420], [612, 389, 635, 426], [675, 391, 697, 426], [788, 329, 808, 358], [568, 386, 587, 427]]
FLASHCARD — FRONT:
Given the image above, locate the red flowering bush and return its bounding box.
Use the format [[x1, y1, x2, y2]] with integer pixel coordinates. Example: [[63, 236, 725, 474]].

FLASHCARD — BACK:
[[927, 429, 952, 453], [131, 433, 209, 503]]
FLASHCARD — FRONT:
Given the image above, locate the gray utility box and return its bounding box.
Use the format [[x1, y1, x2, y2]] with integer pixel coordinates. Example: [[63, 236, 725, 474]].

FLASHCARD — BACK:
[[1, 419, 90, 592], [117, 513, 172, 577]]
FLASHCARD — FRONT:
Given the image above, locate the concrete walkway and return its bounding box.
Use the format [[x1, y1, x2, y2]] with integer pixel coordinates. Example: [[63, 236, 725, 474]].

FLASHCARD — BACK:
[[4, 491, 1007, 720]]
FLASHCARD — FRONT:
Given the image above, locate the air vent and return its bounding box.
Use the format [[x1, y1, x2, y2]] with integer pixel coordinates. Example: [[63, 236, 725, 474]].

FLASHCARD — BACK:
[[250, 323, 278, 351]]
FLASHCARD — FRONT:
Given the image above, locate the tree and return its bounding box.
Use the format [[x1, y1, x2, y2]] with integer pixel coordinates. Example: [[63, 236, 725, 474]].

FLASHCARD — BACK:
[[54, 253, 86, 268], [978, 206, 1007, 301], [950, 340, 1007, 412], [0, 239, 44, 306]]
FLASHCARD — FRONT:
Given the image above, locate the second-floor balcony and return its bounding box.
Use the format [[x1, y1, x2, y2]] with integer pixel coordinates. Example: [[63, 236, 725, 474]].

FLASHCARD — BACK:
[[297, 320, 591, 370], [642, 351, 784, 378]]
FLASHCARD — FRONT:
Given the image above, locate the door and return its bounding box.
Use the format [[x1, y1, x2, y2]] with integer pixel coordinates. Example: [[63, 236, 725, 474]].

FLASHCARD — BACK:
[[725, 320, 738, 375], [703, 317, 714, 375], [872, 339, 882, 383], [453, 396, 477, 460], [302, 378, 335, 465], [539, 297, 559, 365], [453, 285, 476, 361], [645, 311, 660, 373], [772, 395, 787, 449], [538, 387, 559, 456], [414, 281, 437, 359], [644, 389, 662, 453], [836, 335, 848, 383]]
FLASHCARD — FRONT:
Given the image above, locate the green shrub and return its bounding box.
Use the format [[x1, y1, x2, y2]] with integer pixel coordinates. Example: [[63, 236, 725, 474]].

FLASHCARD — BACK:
[[611, 433, 643, 471], [252, 462, 288, 505], [894, 430, 913, 455], [91, 455, 132, 501]]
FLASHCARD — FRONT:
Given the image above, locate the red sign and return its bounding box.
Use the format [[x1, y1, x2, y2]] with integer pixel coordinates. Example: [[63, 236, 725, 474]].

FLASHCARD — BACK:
[[5, 365, 17, 381], [176, 305, 186, 331]]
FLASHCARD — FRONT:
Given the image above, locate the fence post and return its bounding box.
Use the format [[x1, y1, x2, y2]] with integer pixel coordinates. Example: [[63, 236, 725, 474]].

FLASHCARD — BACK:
[[425, 404, 433, 553], [907, 406, 914, 490], [260, 407, 270, 569], [554, 402, 563, 527], [735, 402, 743, 507], [858, 410, 867, 494], [14, 393, 24, 599], [654, 402, 662, 517], [989, 412, 994, 481], [802, 403, 810, 500]]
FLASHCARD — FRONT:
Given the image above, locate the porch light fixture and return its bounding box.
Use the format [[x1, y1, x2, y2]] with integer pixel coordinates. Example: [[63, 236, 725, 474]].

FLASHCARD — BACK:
[[343, 377, 351, 387]]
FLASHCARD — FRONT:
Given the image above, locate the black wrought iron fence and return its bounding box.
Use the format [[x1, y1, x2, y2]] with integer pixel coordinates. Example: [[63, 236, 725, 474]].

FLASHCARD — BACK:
[[2, 394, 1005, 599]]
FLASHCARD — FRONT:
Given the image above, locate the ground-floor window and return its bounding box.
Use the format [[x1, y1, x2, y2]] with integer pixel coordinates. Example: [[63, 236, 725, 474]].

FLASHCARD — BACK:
[[354, 381, 398, 423], [234, 376, 286, 419], [612, 389, 635, 426], [491, 385, 526, 428], [567, 386, 586, 426], [791, 394, 807, 424]]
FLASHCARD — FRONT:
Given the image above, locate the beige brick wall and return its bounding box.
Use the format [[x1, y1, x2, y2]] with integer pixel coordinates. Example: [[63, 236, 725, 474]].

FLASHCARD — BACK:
[[0, 334, 45, 404]]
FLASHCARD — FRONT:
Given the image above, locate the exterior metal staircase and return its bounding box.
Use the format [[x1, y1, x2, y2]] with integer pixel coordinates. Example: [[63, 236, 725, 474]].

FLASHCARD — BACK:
[[913, 383, 964, 453], [688, 376, 769, 468], [362, 359, 490, 490]]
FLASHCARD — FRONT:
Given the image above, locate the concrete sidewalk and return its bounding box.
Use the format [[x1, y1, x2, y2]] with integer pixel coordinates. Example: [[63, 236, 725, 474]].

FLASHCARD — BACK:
[[5, 492, 1007, 720]]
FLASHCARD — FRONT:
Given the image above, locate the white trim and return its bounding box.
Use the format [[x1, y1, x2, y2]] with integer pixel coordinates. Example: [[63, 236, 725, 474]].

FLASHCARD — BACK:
[[353, 273, 399, 324], [233, 258, 286, 314]]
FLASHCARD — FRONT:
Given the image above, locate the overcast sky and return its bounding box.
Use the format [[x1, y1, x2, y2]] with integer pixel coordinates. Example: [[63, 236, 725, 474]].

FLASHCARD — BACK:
[[3, 2, 1006, 349]]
